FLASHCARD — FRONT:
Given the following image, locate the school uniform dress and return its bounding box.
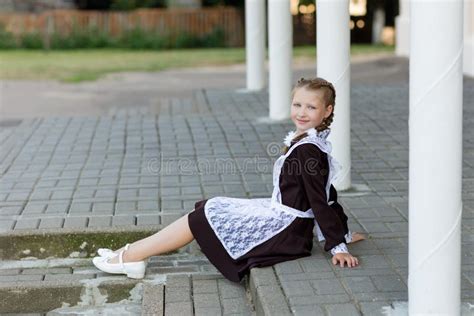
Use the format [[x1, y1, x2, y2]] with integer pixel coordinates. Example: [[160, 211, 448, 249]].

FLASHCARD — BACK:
[[187, 129, 353, 283]]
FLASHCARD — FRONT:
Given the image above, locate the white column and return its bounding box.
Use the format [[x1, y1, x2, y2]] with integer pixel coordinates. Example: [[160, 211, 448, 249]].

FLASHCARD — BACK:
[[268, 0, 292, 120], [464, 0, 474, 76], [372, 8, 385, 44], [409, 0, 463, 314], [245, 0, 266, 91], [316, 0, 351, 190], [395, 0, 410, 56]]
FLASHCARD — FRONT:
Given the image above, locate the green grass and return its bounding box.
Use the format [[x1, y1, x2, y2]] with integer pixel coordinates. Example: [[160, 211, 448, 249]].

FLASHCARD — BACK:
[[0, 44, 394, 83]]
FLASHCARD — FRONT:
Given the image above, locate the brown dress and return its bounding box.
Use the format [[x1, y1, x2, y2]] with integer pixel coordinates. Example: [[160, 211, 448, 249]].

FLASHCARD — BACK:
[[187, 140, 350, 283]]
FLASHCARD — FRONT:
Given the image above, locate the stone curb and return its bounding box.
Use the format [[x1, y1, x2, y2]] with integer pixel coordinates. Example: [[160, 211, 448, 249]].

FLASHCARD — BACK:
[[249, 267, 292, 316], [141, 283, 164, 315]]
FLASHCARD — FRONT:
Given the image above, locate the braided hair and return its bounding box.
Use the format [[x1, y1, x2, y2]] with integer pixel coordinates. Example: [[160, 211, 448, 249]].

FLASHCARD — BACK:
[[282, 77, 336, 154]]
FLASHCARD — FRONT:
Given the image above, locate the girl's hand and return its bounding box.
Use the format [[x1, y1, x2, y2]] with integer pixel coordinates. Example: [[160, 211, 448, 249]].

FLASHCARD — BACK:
[[332, 252, 359, 268]]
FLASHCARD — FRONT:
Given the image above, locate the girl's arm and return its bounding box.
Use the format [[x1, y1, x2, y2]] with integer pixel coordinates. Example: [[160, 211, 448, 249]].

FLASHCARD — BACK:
[[327, 185, 354, 255], [295, 143, 349, 253]]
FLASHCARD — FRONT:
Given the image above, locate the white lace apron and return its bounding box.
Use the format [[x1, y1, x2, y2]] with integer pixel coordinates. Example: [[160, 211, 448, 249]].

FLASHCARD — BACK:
[[204, 132, 342, 260]]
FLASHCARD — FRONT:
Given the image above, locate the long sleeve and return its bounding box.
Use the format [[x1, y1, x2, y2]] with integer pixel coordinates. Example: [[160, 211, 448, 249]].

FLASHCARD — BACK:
[[295, 143, 348, 252]]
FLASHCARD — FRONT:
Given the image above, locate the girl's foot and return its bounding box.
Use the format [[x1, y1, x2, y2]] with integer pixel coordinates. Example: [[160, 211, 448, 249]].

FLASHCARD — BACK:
[[104, 243, 148, 265], [349, 232, 366, 244], [92, 248, 147, 279], [97, 244, 130, 259], [106, 253, 121, 264]]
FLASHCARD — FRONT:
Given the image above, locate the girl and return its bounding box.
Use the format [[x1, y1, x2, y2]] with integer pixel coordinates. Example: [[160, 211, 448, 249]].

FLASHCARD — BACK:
[[92, 77, 365, 281]]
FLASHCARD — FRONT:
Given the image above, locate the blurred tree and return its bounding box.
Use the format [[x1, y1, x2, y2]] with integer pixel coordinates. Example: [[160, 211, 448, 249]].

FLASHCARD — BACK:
[[74, 0, 111, 9], [75, 0, 245, 9], [111, 0, 165, 10], [74, 0, 166, 9], [110, 0, 135, 10], [202, 0, 243, 7], [166, 0, 201, 8]]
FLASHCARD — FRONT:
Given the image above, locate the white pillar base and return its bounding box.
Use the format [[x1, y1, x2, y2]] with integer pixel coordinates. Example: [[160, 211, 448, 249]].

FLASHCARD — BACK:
[[385, 302, 474, 315], [235, 88, 266, 94]]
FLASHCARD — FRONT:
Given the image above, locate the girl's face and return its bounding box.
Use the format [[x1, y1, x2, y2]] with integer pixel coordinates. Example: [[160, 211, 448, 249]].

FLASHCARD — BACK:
[[290, 87, 334, 134]]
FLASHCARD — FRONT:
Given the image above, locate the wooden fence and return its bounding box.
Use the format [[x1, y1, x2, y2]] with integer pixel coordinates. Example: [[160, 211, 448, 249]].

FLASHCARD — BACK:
[[0, 7, 245, 47]]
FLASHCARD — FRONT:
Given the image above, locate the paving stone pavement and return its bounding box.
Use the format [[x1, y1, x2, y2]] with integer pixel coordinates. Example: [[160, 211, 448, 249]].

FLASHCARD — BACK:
[[0, 59, 473, 314]]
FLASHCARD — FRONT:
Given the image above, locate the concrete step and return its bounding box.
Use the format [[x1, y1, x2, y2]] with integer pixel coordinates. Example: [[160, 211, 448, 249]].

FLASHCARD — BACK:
[[0, 253, 215, 314], [48, 302, 142, 315], [44, 273, 259, 316], [0, 226, 203, 260], [0, 252, 259, 315]]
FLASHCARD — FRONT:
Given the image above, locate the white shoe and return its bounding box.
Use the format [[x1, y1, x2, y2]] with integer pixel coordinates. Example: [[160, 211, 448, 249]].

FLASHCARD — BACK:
[[92, 248, 147, 279], [97, 243, 130, 259]]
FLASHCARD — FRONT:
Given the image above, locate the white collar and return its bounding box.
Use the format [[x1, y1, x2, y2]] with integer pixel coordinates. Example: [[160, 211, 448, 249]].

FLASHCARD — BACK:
[[283, 127, 330, 147]]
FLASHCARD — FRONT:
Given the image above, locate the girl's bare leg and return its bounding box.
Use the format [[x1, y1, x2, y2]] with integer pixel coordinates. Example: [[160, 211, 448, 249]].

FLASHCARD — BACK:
[[107, 212, 194, 264]]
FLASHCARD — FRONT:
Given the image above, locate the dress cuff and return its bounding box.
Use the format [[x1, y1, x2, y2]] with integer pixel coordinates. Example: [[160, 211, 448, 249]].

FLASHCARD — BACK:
[[344, 230, 353, 243], [330, 242, 349, 256]]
